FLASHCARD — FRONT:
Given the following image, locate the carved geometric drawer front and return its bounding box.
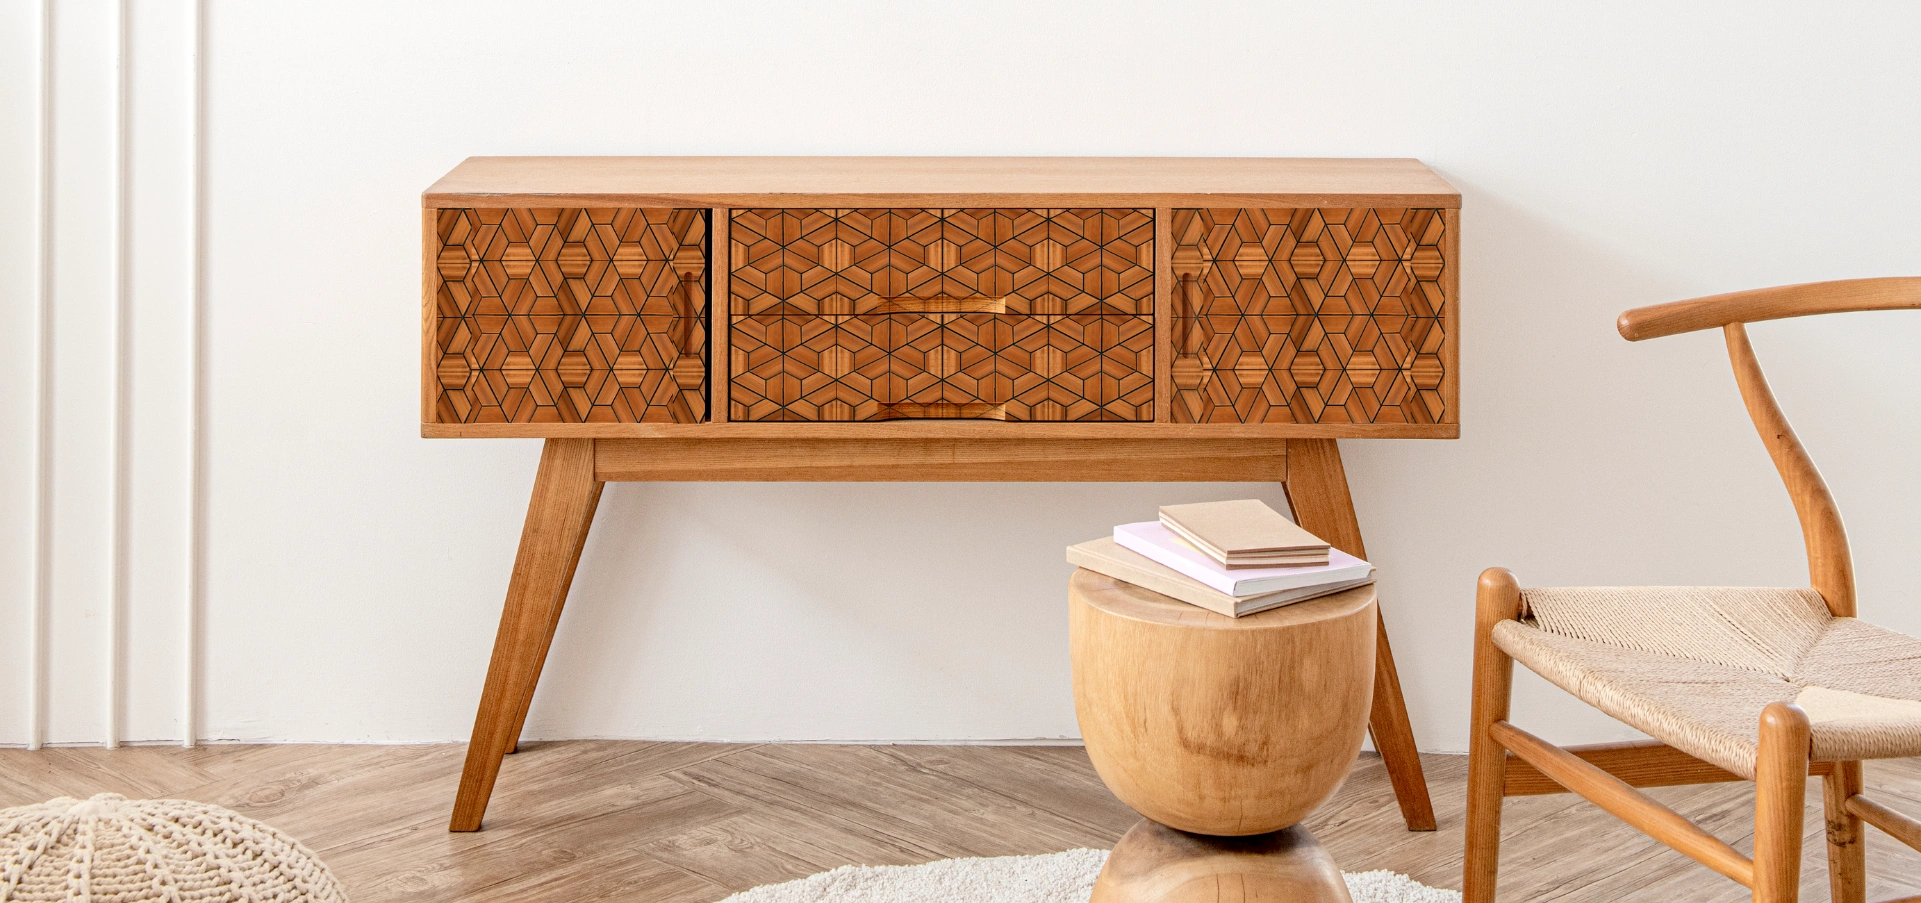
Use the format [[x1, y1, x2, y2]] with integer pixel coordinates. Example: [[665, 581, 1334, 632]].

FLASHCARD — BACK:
[[730, 208, 1155, 315], [730, 314, 1154, 422], [1169, 208, 1449, 425], [728, 207, 1156, 422], [433, 207, 709, 424]]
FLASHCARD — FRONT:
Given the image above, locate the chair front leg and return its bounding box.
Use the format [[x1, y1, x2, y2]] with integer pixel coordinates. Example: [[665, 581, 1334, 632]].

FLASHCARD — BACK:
[[1822, 761, 1866, 903], [1753, 702, 1812, 903], [1464, 568, 1523, 903]]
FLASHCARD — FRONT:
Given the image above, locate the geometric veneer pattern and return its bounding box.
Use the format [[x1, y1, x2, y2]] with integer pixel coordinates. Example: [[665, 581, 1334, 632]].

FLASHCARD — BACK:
[[729, 208, 1156, 315], [730, 313, 1154, 422], [433, 207, 709, 423], [1169, 208, 1448, 425]]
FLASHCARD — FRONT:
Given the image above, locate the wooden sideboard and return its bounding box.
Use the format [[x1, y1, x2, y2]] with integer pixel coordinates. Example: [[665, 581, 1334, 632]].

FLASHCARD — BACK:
[[423, 156, 1457, 833]]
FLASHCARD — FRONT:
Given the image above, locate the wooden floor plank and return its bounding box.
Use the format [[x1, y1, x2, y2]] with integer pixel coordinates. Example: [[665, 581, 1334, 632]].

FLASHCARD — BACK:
[[638, 814, 842, 892], [668, 745, 1112, 858], [0, 742, 1916, 902]]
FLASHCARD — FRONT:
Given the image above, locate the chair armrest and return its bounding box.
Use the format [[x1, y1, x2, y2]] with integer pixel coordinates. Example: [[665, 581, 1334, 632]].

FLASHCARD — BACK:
[[1618, 277, 1921, 341]]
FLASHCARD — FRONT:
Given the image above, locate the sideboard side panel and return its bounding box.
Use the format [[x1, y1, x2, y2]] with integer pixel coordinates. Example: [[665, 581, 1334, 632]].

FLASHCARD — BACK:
[[1443, 207, 1461, 427], [422, 207, 440, 428]]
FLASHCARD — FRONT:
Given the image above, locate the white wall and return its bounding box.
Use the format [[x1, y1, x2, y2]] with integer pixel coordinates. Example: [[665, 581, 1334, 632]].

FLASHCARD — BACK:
[[3, 0, 1918, 751]]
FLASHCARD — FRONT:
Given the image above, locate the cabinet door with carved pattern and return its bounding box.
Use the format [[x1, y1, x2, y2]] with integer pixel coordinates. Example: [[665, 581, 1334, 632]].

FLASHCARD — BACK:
[[1169, 208, 1449, 425], [431, 207, 708, 424]]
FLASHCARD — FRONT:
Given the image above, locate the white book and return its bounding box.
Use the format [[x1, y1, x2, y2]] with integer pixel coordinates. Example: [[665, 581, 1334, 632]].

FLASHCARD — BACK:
[[1113, 521, 1373, 596]]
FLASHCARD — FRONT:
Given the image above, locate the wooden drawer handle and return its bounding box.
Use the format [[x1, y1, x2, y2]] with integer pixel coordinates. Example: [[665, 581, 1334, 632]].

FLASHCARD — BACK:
[[676, 273, 697, 354], [1174, 274, 1194, 354], [874, 402, 1009, 421], [1171, 271, 1205, 390], [873, 296, 1007, 315]]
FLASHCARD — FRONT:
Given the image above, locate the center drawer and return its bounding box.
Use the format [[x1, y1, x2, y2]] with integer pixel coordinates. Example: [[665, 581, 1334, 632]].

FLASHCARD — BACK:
[[727, 208, 1155, 422]]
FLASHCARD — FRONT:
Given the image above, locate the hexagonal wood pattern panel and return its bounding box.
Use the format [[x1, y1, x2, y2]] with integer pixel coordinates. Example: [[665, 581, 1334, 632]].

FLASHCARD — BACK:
[[731, 314, 1154, 422], [433, 208, 708, 423], [729, 208, 1154, 315], [1169, 208, 1449, 424]]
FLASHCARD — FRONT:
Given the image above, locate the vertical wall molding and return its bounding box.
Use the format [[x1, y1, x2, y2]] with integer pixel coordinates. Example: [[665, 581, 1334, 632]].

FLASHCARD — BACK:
[[104, 0, 131, 750], [27, 0, 56, 754], [184, 0, 206, 748], [17, 0, 204, 749]]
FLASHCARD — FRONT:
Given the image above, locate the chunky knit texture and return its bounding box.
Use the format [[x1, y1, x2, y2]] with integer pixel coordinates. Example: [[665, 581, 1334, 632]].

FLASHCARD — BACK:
[[1494, 586, 1921, 778], [0, 794, 346, 902]]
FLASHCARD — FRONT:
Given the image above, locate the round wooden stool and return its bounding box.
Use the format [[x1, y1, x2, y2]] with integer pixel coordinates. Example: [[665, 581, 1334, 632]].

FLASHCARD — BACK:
[[1069, 569, 1377, 903]]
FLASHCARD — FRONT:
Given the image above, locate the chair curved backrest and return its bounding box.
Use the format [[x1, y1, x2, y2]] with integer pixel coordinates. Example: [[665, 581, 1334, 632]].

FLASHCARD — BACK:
[[1616, 277, 1921, 619]]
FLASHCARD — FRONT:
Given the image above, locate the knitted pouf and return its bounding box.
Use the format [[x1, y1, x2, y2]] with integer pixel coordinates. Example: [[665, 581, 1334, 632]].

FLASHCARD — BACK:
[[0, 793, 347, 902]]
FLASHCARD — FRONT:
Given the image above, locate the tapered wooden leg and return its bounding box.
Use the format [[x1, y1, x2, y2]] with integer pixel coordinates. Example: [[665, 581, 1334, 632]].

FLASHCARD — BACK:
[[1282, 438, 1437, 832], [450, 439, 602, 832], [505, 480, 604, 754], [1463, 568, 1522, 903], [1753, 702, 1811, 903], [1822, 761, 1867, 903]]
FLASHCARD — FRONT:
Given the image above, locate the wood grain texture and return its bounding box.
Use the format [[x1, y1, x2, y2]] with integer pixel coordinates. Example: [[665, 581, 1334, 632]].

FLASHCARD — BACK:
[[1282, 437, 1438, 832], [423, 157, 1463, 209], [4, 745, 1921, 903], [729, 208, 1154, 316], [592, 437, 1286, 482], [1491, 721, 1757, 888], [1724, 322, 1855, 617], [1501, 741, 1756, 796], [503, 479, 605, 756], [1754, 703, 1812, 902], [1168, 208, 1451, 426], [1846, 794, 1921, 854], [1463, 568, 1521, 903], [431, 207, 709, 425], [422, 207, 440, 425], [730, 313, 1154, 422], [1070, 571, 1376, 836], [1091, 821, 1352, 903], [451, 439, 602, 831], [1824, 761, 1868, 903], [709, 207, 730, 422], [726, 208, 1155, 423], [1616, 277, 1921, 341], [1153, 208, 1174, 422], [423, 420, 1459, 439]]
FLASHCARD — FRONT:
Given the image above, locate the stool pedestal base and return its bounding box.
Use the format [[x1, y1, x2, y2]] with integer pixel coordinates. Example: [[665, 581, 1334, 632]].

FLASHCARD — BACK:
[[1092, 819, 1351, 903]]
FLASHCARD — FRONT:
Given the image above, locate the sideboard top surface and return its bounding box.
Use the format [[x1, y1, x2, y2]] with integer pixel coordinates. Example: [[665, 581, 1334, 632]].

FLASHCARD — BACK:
[[423, 156, 1460, 209]]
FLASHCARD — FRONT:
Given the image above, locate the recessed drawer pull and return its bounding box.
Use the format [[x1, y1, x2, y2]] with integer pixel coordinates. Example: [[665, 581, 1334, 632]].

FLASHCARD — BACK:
[[1171, 272, 1204, 390], [672, 261, 705, 391], [873, 402, 1010, 421], [675, 272, 701, 354], [871, 296, 1008, 315], [1173, 274, 1193, 354]]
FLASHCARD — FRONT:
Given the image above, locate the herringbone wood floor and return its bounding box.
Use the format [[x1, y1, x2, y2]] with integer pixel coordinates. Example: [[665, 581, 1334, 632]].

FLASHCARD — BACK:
[[1, 743, 1916, 902]]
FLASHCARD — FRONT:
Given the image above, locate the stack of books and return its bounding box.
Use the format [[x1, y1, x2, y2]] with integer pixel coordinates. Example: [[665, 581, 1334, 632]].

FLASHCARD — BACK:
[[1067, 499, 1375, 617]]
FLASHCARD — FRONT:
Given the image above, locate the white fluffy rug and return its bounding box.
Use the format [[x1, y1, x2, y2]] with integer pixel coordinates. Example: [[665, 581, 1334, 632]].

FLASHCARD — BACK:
[[715, 848, 1459, 903]]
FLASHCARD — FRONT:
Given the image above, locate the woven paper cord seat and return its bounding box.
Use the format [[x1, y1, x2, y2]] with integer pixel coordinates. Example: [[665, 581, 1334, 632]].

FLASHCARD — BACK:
[[1492, 585, 1921, 779], [0, 793, 347, 903]]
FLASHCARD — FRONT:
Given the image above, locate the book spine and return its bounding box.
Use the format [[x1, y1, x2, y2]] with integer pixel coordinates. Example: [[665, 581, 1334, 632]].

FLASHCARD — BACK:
[[1066, 551, 1237, 617]]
